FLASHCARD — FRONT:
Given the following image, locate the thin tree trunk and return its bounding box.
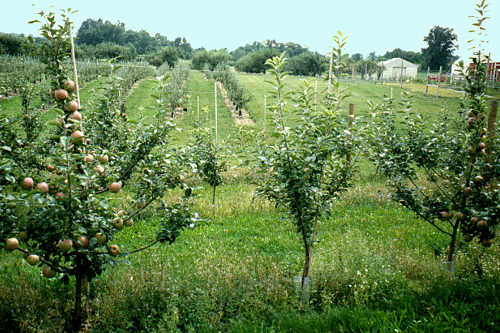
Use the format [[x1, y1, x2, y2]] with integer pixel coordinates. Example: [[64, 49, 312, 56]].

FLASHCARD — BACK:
[[446, 221, 460, 263], [72, 256, 84, 332], [212, 185, 216, 205], [302, 241, 311, 291]]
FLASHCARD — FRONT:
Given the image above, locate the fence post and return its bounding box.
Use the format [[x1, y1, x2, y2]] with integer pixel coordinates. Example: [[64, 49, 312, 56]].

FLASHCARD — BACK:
[[346, 103, 355, 164], [425, 67, 430, 95], [436, 66, 442, 98], [214, 82, 218, 145]]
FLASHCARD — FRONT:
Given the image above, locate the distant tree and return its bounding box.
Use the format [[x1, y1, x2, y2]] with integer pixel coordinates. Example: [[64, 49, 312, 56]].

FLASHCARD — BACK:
[[191, 50, 230, 71], [0, 33, 28, 55], [93, 42, 137, 61], [146, 46, 183, 68], [235, 49, 280, 73], [382, 48, 423, 65], [76, 19, 126, 46], [125, 29, 157, 54], [286, 51, 327, 76], [350, 53, 363, 62], [422, 26, 458, 70], [230, 39, 308, 62], [367, 52, 378, 62]]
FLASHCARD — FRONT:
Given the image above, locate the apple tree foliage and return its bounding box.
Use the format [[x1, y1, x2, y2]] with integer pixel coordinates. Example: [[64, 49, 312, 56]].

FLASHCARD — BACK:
[[0, 9, 199, 331], [255, 53, 356, 291], [366, 2, 496, 263]]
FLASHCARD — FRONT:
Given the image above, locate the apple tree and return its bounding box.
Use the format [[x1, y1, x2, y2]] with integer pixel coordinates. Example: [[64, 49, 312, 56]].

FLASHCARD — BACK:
[[0, 9, 199, 332], [255, 53, 356, 292], [366, 1, 497, 264]]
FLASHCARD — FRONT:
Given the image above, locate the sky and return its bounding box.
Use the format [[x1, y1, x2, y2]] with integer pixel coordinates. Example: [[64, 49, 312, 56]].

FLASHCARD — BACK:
[[2, 0, 499, 62]]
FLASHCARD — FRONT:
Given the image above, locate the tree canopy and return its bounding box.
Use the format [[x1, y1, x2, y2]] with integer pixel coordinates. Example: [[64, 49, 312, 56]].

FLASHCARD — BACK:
[[422, 26, 458, 70]]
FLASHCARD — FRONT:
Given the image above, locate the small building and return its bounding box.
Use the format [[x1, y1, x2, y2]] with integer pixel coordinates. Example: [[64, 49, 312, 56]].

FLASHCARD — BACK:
[[378, 58, 420, 80]]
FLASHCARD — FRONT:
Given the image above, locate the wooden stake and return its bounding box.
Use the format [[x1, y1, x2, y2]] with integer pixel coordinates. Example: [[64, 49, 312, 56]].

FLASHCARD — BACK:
[[214, 82, 218, 145], [346, 103, 355, 164], [67, 21, 80, 106], [328, 48, 334, 94], [487, 100, 498, 155], [436, 66, 442, 98], [400, 59, 404, 89], [425, 67, 430, 95]]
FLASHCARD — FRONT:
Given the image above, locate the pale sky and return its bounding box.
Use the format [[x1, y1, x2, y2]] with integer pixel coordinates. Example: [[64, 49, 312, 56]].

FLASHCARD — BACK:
[[2, 0, 499, 61]]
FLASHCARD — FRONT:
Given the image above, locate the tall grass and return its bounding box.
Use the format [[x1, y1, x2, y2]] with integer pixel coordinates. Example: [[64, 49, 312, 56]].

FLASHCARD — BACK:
[[1, 69, 500, 332]]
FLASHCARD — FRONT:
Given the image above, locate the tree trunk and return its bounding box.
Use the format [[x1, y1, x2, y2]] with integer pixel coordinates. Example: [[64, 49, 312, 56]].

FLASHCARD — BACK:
[[71, 255, 84, 332], [446, 221, 460, 263], [302, 242, 311, 290], [212, 185, 216, 205]]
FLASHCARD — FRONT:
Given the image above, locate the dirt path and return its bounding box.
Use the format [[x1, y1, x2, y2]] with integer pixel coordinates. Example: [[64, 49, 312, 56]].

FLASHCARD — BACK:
[[216, 82, 255, 126]]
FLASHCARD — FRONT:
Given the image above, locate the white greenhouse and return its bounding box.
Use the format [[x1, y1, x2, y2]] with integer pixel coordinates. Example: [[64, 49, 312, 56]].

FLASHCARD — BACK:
[[378, 58, 420, 80]]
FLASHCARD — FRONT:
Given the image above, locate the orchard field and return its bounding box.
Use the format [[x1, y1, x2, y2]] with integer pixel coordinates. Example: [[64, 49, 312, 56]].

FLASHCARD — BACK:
[[2, 7, 500, 333]]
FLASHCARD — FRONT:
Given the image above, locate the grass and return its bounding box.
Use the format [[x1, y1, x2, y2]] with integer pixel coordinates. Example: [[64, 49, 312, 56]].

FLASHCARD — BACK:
[[1, 68, 500, 332]]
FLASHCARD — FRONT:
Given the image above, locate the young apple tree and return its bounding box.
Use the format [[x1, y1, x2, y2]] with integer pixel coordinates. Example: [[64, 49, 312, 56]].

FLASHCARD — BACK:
[[255, 53, 356, 292], [1, 9, 199, 331], [366, 1, 497, 265]]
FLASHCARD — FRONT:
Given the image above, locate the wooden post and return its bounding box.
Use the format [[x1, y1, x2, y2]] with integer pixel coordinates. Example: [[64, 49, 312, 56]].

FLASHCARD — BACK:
[[487, 100, 498, 155], [214, 82, 218, 145], [400, 59, 404, 89], [346, 103, 355, 164], [264, 95, 267, 138], [328, 48, 334, 94], [436, 66, 442, 98], [197, 95, 200, 123], [67, 21, 80, 107], [425, 67, 430, 95], [314, 80, 317, 110], [391, 87, 393, 99]]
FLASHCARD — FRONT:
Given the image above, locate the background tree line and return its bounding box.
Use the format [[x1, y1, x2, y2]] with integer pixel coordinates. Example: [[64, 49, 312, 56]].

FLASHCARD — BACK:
[[1, 22, 458, 74]]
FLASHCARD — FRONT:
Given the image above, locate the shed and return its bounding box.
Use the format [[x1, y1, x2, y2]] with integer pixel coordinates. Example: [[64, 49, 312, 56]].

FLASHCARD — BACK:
[[378, 58, 419, 80]]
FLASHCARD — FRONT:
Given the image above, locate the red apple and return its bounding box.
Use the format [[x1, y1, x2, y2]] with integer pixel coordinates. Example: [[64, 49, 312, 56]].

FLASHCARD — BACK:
[[99, 155, 109, 164], [68, 111, 82, 122], [95, 232, 107, 244], [36, 182, 49, 193], [76, 237, 89, 249], [84, 154, 94, 163], [482, 239, 493, 247], [456, 212, 465, 221], [124, 218, 134, 227], [463, 234, 473, 242], [113, 218, 123, 229], [70, 130, 84, 144], [477, 220, 488, 229], [109, 182, 122, 193], [93, 165, 105, 175], [18, 231, 28, 242], [108, 245, 120, 257], [54, 192, 65, 201], [5, 238, 19, 251], [54, 89, 68, 101], [20, 177, 34, 189], [58, 239, 73, 252], [26, 254, 39, 266], [63, 80, 76, 93], [64, 100, 79, 112], [42, 266, 56, 278]]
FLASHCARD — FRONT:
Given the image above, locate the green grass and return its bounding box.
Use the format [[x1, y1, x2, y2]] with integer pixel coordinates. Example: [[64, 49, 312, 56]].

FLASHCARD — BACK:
[[2, 69, 500, 332]]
